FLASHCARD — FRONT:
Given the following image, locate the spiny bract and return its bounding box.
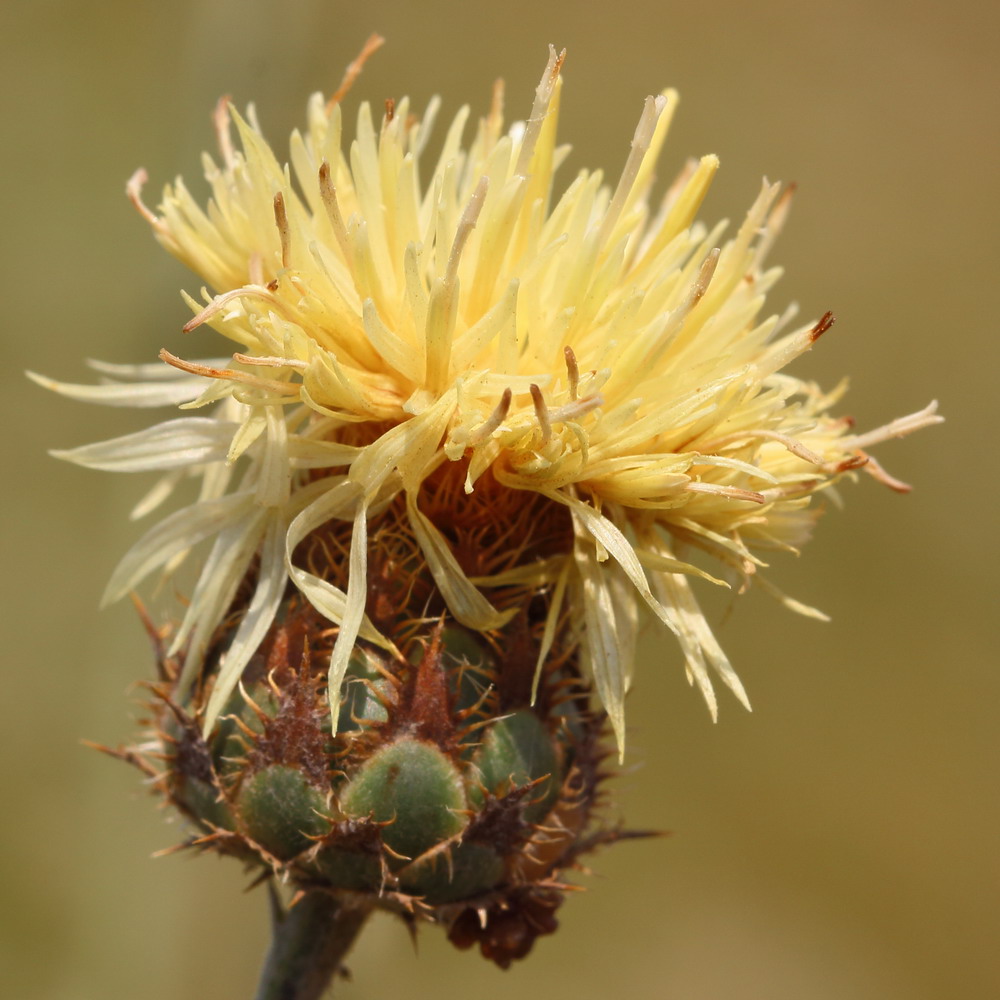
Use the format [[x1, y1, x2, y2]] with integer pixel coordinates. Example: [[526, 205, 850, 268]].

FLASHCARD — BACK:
[[129, 474, 622, 967]]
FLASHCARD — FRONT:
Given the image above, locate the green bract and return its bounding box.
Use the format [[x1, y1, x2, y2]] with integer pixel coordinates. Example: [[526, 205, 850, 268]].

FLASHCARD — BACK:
[[142, 590, 616, 968]]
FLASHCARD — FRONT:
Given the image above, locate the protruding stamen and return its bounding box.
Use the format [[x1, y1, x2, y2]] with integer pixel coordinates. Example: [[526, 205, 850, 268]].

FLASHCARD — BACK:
[[548, 393, 603, 424], [515, 45, 566, 177], [845, 400, 942, 450], [446, 176, 489, 287], [248, 252, 264, 286], [530, 383, 552, 443], [326, 33, 385, 112], [859, 451, 913, 493], [212, 95, 236, 169], [691, 248, 721, 309], [273, 192, 291, 270], [182, 292, 238, 333], [754, 181, 796, 269], [487, 78, 505, 139], [468, 388, 512, 446], [232, 353, 308, 370], [835, 453, 870, 473], [597, 93, 668, 248], [563, 346, 579, 400], [810, 311, 835, 342], [125, 168, 158, 225], [684, 482, 766, 504], [699, 427, 866, 476], [637, 154, 719, 265], [182, 284, 293, 333], [318, 162, 352, 263], [159, 349, 300, 394]]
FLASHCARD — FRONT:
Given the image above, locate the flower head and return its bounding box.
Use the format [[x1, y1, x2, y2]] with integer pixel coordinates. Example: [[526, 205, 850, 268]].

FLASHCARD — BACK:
[[35, 44, 939, 752]]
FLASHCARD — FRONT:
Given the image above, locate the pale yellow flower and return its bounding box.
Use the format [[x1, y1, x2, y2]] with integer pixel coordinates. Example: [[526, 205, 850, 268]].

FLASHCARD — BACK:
[[33, 45, 940, 750]]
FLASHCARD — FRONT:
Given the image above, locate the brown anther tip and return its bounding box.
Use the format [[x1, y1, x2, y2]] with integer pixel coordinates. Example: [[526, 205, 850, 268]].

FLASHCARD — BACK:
[[838, 453, 870, 473], [530, 383, 552, 442], [563, 346, 579, 400], [273, 192, 291, 269], [811, 311, 836, 341], [778, 181, 798, 202], [384, 98, 395, 122]]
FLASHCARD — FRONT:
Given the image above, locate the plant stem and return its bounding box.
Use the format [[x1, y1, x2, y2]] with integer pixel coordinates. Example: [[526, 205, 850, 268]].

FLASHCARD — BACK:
[[254, 887, 372, 1000]]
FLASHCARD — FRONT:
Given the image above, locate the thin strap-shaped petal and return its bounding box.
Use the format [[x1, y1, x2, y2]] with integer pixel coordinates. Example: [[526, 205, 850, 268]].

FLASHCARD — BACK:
[[651, 562, 751, 716], [326, 501, 369, 732], [27, 370, 206, 408], [202, 514, 287, 734], [102, 492, 254, 606], [649, 568, 717, 717], [551, 489, 681, 638], [285, 479, 394, 650], [606, 558, 640, 689], [50, 418, 237, 472], [170, 506, 268, 693], [84, 357, 232, 381], [755, 574, 830, 622], [573, 528, 627, 757], [635, 545, 730, 588], [255, 404, 291, 507], [286, 438, 362, 469], [130, 469, 184, 521], [531, 558, 570, 704], [468, 555, 565, 588], [406, 492, 516, 630], [348, 389, 456, 496]]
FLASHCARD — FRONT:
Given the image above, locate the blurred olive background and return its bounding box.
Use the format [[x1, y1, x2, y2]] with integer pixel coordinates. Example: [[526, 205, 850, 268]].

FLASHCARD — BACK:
[[2, 0, 996, 997]]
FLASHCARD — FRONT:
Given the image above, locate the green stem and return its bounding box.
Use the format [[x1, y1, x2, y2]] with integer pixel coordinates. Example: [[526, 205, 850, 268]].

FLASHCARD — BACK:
[[254, 888, 372, 1000]]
